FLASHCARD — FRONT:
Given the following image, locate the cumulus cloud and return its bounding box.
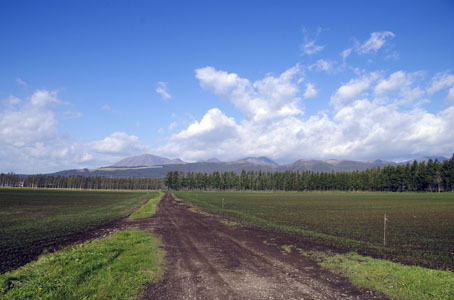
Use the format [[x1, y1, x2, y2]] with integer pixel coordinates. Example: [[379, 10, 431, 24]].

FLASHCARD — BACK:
[[427, 71, 454, 105], [300, 27, 324, 55], [447, 87, 454, 104], [163, 67, 454, 163], [375, 71, 411, 95], [309, 59, 334, 72], [0, 90, 90, 173], [330, 73, 379, 109], [159, 108, 242, 161], [30, 89, 61, 107], [90, 132, 149, 155], [163, 101, 454, 163], [195, 65, 303, 123], [3, 96, 21, 106], [428, 71, 454, 94], [0, 90, 60, 147], [373, 71, 425, 106], [303, 83, 317, 99], [357, 31, 395, 54], [0, 90, 152, 173], [156, 81, 171, 100]]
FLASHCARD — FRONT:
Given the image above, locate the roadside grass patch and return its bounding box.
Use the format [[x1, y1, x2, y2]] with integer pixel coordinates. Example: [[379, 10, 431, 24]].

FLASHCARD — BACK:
[[0, 230, 165, 300], [129, 191, 164, 220], [312, 251, 454, 300]]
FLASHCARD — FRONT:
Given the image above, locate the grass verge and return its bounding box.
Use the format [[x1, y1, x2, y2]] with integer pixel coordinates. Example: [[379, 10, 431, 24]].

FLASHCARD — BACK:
[[129, 191, 164, 220], [310, 251, 454, 300], [0, 230, 165, 300]]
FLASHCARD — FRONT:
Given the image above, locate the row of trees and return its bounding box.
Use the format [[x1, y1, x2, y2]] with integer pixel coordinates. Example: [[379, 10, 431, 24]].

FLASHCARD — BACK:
[[2, 157, 453, 192], [165, 158, 454, 192], [0, 174, 162, 190]]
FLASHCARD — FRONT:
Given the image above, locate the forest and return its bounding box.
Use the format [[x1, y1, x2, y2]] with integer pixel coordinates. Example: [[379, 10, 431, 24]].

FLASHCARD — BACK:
[[165, 157, 454, 192], [0, 174, 162, 190]]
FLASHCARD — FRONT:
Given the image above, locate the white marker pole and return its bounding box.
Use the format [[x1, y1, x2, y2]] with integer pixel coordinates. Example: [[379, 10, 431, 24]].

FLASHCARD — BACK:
[[384, 213, 387, 247]]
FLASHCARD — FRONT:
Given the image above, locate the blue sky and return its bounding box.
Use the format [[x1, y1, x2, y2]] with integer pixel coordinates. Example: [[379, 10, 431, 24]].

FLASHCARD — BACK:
[[1, 0, 454, 173]]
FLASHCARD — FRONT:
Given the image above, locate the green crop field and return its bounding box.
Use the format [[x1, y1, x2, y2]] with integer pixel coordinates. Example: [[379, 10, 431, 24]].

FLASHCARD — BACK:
[[0, 188, 157, 273], [175, 191, 454, 270]]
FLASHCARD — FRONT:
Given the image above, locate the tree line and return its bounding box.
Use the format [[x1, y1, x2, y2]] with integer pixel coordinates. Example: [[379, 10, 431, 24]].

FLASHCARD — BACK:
[[0, 174, 162, 190], [2, 156, 453, 192], [165, 157, 454, 192]]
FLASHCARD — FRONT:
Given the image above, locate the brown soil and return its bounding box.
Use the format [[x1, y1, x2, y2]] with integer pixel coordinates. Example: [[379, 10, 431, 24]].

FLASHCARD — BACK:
[[0, 218, 129, 274], [141, 193, 388, 300]]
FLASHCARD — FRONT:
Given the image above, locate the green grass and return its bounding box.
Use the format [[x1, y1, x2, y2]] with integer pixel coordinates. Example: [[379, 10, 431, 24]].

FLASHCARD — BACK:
[[0, 230, 165, 300], [129, 191, 164, 220], [0, 188, 157, 273], [174, 191, 454, 270], [312, 251, 454, 300]]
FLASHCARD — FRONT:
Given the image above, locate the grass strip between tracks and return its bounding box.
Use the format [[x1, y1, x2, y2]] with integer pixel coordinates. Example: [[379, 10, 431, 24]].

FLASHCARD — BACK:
[[129, 191, 165, 220], [0, 230, 165, 300]]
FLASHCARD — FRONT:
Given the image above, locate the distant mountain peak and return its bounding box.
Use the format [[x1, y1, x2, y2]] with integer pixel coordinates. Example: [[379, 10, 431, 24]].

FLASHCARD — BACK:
[[238, 156, 278, 166], [198, 158, 222, 163], [111, 154, 186, 167]]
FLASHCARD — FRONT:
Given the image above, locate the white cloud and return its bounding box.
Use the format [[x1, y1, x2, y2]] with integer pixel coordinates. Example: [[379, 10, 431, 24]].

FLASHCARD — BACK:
[[0, 90, 93, 173], [428, 71, 454, 94], [156, 81, 171, 100], [375, 71, 411, 95], [162, 100, 454, 163], [357, 31, 395, 54], [90, 132, 148, 155], [29, 89, 60, 107], [0, 90, 154, 173], [341, 48, 352, 61], [195, 65, 303, 123], [330, 73, 379, 109], [16, 78, 27, 88], [0, 90, 60, 147], [447, 87, 454, 104], [427, 71, 454, 105], [303, 83, 317, 99], [374, 71, 426, 106], [309, 59, 334, 72], [168, 121, 178, 130], [164, 67, 454, 163], [3, 95, 21, 106], [174, 108, 240, 141], [300, 27, 324, 55], [159, 108, 242, 161]]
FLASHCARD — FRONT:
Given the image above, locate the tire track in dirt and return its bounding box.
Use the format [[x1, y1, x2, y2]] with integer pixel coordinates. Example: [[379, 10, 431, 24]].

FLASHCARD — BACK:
[[142, 193, 387, 300]]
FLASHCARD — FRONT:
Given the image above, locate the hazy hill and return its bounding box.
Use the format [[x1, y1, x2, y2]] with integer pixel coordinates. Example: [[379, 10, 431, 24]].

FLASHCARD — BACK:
[[111, 154, 186, 167], [197, 158, 222, 163], [236, 156, 278, 166], [48, 154, 410, 178]]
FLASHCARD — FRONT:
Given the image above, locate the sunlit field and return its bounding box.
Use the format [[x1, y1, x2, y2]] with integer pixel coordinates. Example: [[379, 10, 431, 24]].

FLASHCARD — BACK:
[[175, 191, 454, 270], [0, 188, 156, 273]]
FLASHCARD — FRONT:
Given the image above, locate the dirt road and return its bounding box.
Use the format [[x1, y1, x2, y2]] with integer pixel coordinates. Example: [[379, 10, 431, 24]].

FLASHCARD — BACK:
[[140, 193, 386, 300]]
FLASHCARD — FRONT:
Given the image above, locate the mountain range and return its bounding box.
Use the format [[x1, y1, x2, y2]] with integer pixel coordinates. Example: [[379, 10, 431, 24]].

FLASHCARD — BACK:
[[111, 154, 186, 167], [48, 154, 449, 179]]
